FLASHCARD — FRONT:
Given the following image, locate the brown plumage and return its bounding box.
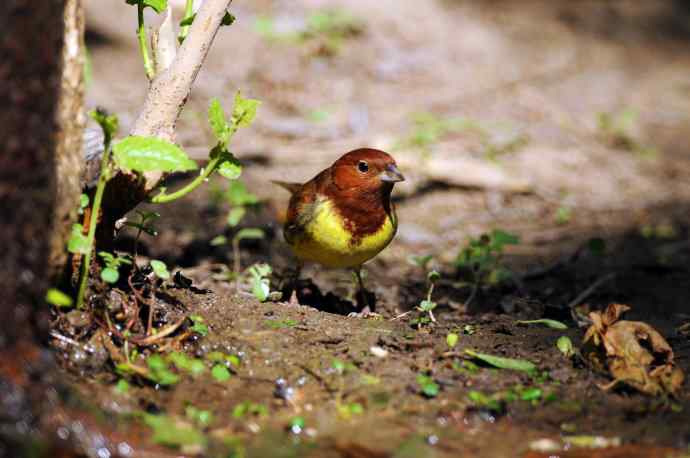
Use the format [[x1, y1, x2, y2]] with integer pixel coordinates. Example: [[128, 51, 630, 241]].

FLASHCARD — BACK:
[[274, 148, 405, 269]]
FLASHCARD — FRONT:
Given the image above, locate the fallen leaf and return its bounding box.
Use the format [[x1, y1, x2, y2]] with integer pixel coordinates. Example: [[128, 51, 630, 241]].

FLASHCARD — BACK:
[[583, 303, 684, 396]]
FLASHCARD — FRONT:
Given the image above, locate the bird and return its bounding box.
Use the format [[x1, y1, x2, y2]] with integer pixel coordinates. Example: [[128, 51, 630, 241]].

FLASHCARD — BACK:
[[274, 148, 405, 315]]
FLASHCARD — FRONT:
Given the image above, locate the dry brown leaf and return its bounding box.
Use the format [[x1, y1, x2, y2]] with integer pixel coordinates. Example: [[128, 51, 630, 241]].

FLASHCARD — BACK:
[[582, 303, 684, 396]]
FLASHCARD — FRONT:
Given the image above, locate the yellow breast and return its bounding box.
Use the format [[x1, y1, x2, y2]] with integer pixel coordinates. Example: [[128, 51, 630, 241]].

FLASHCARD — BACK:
[[290, 198, 397, 268]]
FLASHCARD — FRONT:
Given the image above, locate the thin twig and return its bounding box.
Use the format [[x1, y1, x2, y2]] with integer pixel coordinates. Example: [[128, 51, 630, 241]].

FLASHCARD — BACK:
[[566, 273, 616, 323]]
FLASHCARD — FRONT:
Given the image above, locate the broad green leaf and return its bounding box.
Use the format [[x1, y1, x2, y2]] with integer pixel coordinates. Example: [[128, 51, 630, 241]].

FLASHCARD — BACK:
[[46, 288, 73, 308], [68, 224, 90, 255], [217, 151, 242, 180], [516, 319, 568, 330], [231, 91, 260, 129], [150, 260, 170, 279], [416, 374, 439, 398], [556, 336, 574, 357], [113, 136, 197, 173], [227, 207, 246, 227], [465, 349, 536, 373], [208, 98, 229, 145], [211, 364, 231, 382], [446, 333, 459, 349], [520, 387, 542, 401], [101, 267, 120, 284], [234, 228, 265, 242]]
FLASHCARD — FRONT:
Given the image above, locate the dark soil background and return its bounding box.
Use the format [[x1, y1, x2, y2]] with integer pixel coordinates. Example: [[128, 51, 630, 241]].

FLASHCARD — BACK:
[[55, 1, 690, 456]]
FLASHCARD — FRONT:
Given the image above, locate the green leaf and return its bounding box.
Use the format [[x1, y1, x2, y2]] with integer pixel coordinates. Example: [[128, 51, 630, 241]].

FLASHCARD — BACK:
[[446, 333, 459, 349], [216, 151, 242, 180], [427, 270, 440, 283], [516, 319, 568, 330], [46, 288, 73, 308], [67, 224, 91, 254], [252, 278, 270, 302], [221, 11, 236, 26], [113, 136, 197, 173], [150, 260, 171, 280], [89, 109, 119, 138], [101, 267, 120, 284], [179, 12, 196, 27], [189, 315, 209, 336], [208, 98, 229, 145], [126, 0, 167, 13], [419, 300, 436, 312], [464, 349, 536, 373], [210, 235, 227, 246], [142, 414, 206, 449], [408, 254, 433, 269], [115, 379, 130, 394], [234, 228, 265, 242], [79, 193, 90, 213], [231, 91, 260, 129], [146, 354, 179, 385], [416, 374, 439, 398], [520, 387, 542, 401], [490, 229, 520, 250], [185, 406, 214, 428], [227, 207, 246, 227], [556, 336, 574, 357], [211, 364, 231, 382]]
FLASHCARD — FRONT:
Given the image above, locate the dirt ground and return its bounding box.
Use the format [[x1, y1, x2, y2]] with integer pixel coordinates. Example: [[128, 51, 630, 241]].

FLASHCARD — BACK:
[[53, 1, 690, 456]]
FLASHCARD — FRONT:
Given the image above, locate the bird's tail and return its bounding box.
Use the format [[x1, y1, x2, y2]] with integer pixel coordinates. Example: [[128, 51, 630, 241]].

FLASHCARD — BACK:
[[271, 180, 302, 195]]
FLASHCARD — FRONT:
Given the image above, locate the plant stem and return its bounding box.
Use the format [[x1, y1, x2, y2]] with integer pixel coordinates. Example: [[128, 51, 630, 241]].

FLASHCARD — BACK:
[[137, 3, 155, 80], [150, 154, 221, 203], [178, 0, 195, 43], [75, 133, 113, 309]]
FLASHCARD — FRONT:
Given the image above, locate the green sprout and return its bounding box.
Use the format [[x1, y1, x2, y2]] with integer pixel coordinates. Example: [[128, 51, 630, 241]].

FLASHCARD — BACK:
[[98, 251, 133, 284]]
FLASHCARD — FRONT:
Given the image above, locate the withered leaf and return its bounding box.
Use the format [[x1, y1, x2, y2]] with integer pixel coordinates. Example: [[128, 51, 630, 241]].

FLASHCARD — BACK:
[[583, 303, 684, 396]]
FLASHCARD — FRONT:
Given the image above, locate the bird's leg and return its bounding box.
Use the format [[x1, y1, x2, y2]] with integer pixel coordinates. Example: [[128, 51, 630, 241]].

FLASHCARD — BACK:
[[350, 267, 379, 318], [283, 261, 302, 306]]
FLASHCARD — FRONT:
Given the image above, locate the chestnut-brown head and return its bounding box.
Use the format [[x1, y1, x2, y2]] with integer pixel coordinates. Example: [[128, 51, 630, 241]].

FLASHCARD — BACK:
[[331, 148, 404, 193]]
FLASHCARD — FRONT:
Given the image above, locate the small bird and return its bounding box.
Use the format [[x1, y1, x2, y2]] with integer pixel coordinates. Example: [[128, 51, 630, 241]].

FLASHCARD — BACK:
[[275, 148, 405, 314]]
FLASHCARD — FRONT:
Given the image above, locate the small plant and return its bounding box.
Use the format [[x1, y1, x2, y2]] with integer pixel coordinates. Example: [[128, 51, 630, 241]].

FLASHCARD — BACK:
[[455, 229, 519, 305], [597, 108, 657, 158], [98, 251, 133, 284], [255, 9, 364, 56], [232, 401, 268, 419], [416, 373, 440, 398], [414, 270, 440, 325], [247, 263, 273, 301]]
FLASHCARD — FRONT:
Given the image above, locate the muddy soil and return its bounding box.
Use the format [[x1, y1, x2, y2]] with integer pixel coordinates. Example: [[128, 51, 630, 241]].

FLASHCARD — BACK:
[[52, 1, 690, 456]]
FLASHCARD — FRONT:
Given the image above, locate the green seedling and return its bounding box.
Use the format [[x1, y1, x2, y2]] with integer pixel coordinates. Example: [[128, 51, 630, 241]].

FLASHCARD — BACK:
[[185, 405, 214, 428], [266, 318, 299, 329], [289, 416, 306, 434], [336, 402, 364, 420], [412, 270, 440, 327], [206, 351, 241, 368], [597, 108, 657, 158], [189, 315, 209, 336], [98, 251, 132, 284], [211, 364, 231, 382], [463, 324, 477, 335], [142, 413, 207, 452], [123, 210, 160, 257], [149, 259, 170, 280], [255, 9, 364, 56], [417, 373, 440, 398], [556, 336, 574, 358], [233, 401, 268, 419], [115, 379, 130, 394], [168, 352, 206, 377], [455, 229, 519, 302], [408, 254, 434, 270], [247, 263, 272, 301]]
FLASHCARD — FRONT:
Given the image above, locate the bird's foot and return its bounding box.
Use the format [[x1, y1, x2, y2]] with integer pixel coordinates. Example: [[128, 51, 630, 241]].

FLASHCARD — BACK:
[[348, 306, 382, 319]]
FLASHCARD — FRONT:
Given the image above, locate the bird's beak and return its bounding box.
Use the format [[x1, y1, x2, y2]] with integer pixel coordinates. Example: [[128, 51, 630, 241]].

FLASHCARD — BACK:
[[380, 163, 405, 183]]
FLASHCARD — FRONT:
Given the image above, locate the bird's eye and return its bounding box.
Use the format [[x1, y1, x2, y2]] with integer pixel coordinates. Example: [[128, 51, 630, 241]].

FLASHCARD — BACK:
[[357, 161, 369, 173]]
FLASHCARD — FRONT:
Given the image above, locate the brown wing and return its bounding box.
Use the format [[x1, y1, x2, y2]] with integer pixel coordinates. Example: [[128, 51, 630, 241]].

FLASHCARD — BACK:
[[282, 169, 332, 244]]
